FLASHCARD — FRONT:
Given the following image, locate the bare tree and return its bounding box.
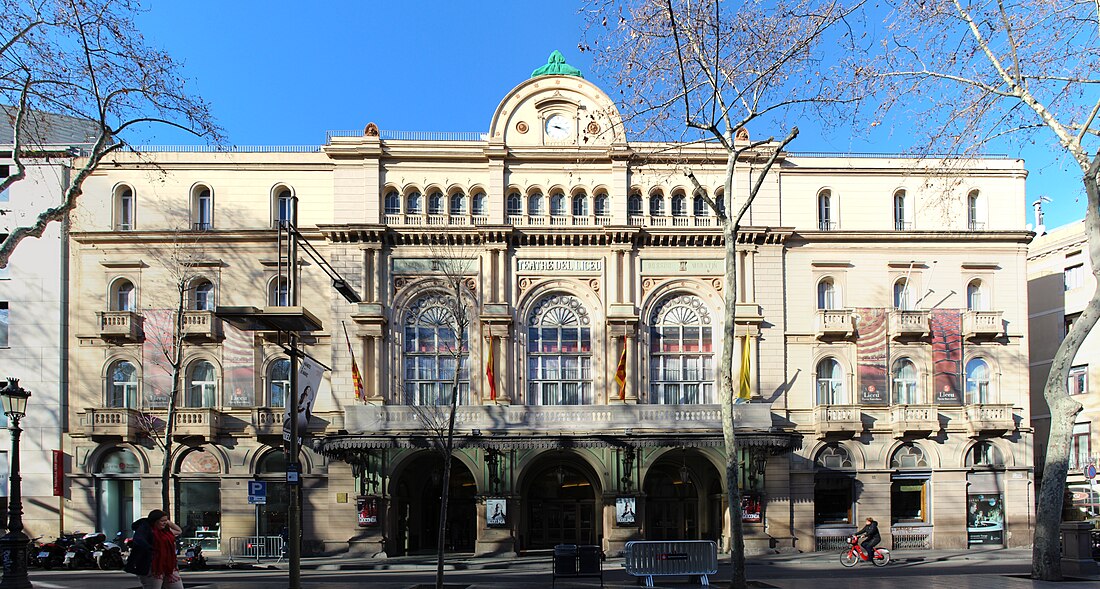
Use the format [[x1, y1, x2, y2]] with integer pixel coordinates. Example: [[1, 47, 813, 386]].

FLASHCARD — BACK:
[[584, 2, 863, 587], [0, 0, 220, 267], [402, 237, 478, 589], [855, 0, 1100, 579]]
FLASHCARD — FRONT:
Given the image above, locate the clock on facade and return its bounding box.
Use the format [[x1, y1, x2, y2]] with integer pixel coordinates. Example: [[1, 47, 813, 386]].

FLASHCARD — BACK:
[[544, 114, 573, 140]]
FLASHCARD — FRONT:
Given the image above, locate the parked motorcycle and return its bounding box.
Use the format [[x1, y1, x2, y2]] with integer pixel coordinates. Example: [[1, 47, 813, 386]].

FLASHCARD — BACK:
[[178, 541, 206, 571], [64, 532, 103, 569], [36, 534, 76, 570], [96, 532, 126, 570], [26, 537, 43, 568]]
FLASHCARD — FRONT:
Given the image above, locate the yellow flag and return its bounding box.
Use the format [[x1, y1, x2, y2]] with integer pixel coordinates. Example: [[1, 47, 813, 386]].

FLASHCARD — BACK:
[[737, 335, 752, 401]]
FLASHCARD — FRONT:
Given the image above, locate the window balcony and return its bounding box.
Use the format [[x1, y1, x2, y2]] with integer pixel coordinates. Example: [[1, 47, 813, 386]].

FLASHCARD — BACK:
[[169, 408, 224, 439], [814, 405, 863, 438], [890, 310, 930, 338], [79, 407, 145, 439], [962, 310, 1003, 339], [962, 403, 1015, 437], [182, 310, 222, 340], [97, 311, 143, 341], [251, 407, 286, 436], [889, 404, 940, 438], [817, 309, 855, 338], [819, 220, 838, 231]]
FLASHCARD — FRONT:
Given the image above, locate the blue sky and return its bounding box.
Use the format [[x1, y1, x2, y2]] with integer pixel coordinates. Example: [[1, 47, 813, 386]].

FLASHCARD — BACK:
[[135, 0, 1085, 229]]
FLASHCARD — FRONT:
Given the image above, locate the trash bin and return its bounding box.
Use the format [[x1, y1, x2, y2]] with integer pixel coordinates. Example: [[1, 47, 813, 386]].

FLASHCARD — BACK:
[[578, 545, 602, 574], [554, 544, 578, 576]]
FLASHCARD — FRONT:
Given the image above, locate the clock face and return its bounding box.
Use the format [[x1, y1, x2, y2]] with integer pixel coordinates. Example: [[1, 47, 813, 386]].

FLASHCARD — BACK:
[[545, 114, 573, 140]]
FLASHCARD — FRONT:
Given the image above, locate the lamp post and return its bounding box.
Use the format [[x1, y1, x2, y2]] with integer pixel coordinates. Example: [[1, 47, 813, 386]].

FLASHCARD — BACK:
[[0, 378, 32, 589]]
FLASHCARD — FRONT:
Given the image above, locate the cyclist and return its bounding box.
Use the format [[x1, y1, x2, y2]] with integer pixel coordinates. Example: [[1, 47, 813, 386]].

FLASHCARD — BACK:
[[854, 517, 881, 560]]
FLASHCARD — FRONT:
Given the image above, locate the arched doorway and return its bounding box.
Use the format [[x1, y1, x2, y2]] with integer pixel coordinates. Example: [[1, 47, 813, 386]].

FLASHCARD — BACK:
[[96, 447, 141, 539], [393, 453, 477, 555], [643, 451, 720, 541], [525, 459, 598, 549], [255, 450, 290, 537]]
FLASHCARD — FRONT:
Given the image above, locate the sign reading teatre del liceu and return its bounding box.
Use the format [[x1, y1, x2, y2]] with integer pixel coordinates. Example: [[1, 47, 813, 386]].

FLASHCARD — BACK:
[[517, 259, 602, 272]]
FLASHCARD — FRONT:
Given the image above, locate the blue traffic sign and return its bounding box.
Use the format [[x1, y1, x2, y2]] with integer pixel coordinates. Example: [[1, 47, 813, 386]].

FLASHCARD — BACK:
[[1086, 464, 1097, 480], [248, 480, 267, 504]]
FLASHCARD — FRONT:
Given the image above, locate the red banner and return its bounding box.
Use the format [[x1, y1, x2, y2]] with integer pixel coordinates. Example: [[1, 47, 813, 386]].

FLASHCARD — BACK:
[[52, 450, 63, 496]]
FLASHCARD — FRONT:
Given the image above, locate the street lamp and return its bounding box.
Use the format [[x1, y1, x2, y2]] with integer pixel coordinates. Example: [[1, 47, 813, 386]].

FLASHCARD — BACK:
[[0, 377, 32, 589]]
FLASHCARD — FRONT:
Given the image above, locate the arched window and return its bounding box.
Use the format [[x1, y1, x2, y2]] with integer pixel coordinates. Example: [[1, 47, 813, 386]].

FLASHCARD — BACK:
[[649, 193, 665, 216], [268, 276, 288, 307], [193, 186, 213, 230], [111, 279, 135, 311], [893, 278, 912, 310], [816, 444, 854, 469], [572, 193, 588, 217], [193, 279, 214, 311], [967, 279, 986, 311], [965, 358, 991, 404], [693, 195, 707, 217], [671, 193, 687, 216], [892, 358, 919, 404], [472, 191, 487, 216], [406, 191, 422, 214], [818, 189, 834, 230], [449, 192, 466, 215], [273, 187, 293, 227], [527, 294, 592, 405], [968, 189, 985, 230], [966, 441, 1004, 467], [268, 358, 290, 408], [816, 358, 845, 404], [714, 189, 726, 215], [817, 278, 837, 310], [186, 360, 217, 408], [890, 443, 929, 468], [507, 192, 522, 216], [107, 360, 138, 408], [384, 190, 401, 216], [428, 191, 445, 215], [649, 294, 714, 404], [115, 185, 135, 231], [594, 193, 609, 217], [893, 189, 908, 230], [628, 193, 643, 216], [529, 193, 544, 216], [550, 193, 565, 216], [403, 293, 469, 405]]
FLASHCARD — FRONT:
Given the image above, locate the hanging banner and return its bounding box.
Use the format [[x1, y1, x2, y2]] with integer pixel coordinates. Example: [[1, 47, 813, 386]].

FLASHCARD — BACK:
[[855, 308, 888, 405], [931, 310, 963, 405], [283, 355, 323, 442]]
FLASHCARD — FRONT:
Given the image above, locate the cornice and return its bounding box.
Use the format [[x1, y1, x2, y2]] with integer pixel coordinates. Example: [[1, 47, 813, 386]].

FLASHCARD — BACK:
[[789, 230, 1034, 245], [70, 229, 283, 245]]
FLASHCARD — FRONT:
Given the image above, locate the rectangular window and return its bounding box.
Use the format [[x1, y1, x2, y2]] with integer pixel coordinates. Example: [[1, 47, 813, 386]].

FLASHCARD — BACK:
[[1068, 365, 1088, 396], [0, 164, 8, 203], [1065, 264, 1084, 291], [0, 302, 8, 347], [815, 476, 854, 525], [891, 479, 927, 523], [1070, 422, 1091, 471], [178, 481, 221, 551]]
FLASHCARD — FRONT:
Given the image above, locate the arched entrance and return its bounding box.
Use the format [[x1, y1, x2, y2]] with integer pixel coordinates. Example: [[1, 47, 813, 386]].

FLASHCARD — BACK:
[[96, 447, 141, 539], [524, 458, 599, 549], [393, 454, 477, 555], [643, 451, 720, 541]]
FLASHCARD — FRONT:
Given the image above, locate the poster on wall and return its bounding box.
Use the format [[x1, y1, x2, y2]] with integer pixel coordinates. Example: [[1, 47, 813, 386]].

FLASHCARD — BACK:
[[931, 310, 963, 405], [486, 498, 507, 527], [741, 494, 762, 523], [855, 309, 888, 405], [966, 493, 1004, 546], [616, 496, 637, 526], [357, 496, 379, 527]]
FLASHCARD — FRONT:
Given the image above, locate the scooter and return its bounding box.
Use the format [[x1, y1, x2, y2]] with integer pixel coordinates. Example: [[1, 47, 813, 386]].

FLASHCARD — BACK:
[[178, 541, 207, 570], [64, 532, 102, 569], [96, 532, 126, 570], [37, 534, 76, 570]]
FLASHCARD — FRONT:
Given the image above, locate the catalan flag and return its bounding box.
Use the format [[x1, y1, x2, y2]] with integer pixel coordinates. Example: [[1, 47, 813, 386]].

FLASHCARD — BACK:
[[486, 329, 497, 401], [343, 322, 365, 401], [614, 336, 628, 400], [737, 335, 752, 402]]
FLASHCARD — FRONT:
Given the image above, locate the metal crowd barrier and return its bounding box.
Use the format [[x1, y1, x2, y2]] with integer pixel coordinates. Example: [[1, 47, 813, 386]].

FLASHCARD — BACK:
[[623, 540, 718, 587], [227, 536, 286, 563]]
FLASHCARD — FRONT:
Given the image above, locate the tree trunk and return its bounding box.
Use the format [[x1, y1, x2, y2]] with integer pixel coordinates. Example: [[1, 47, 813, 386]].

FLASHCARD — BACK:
[[1032, 157, 1099, 580], [436, 338, 463, 589], [160, 283, 187, 512]]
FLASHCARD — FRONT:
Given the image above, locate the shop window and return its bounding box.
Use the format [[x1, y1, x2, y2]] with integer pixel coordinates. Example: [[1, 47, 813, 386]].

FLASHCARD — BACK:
[[816, 358, 845, 404], [403, 293, 469, 405], [815, 476, 854, 525], [1068, 365, 1088, 396], [256, 451, 290, 536], [526, 293, 592, 405], [648, 294, 714, 404]]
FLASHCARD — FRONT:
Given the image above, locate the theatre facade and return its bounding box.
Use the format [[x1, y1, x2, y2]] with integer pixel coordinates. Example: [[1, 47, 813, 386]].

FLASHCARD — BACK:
[[64, 56, 1033, 556]]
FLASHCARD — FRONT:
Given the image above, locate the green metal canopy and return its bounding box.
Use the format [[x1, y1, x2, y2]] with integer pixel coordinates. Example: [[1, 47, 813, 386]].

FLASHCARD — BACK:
[[531, 50, 584, 78]]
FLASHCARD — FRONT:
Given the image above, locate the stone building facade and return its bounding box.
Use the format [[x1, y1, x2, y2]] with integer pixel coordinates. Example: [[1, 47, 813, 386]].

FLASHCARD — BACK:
[[63, 60, 1033, 555]]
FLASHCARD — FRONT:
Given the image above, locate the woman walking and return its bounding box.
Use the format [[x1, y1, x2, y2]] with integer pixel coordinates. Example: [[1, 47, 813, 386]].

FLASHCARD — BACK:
[[128, 509, 184, 589]]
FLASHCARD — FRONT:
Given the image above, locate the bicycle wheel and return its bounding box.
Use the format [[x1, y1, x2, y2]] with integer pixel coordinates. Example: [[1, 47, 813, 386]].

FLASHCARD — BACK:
[[840, 551, 859, 567], [872, 549, 890, 567]]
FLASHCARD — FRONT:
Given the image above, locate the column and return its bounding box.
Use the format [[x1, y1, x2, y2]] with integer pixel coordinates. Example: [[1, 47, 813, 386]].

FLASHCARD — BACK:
[[367, 335, 384, 402]]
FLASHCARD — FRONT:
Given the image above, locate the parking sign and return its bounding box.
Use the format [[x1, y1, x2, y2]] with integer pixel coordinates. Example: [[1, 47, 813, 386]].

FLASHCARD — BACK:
[[248, 480, 267, 504]]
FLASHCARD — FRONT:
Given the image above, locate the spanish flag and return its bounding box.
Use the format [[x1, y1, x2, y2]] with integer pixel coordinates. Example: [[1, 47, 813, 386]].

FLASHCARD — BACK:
[[737, 335, 752, 402], [343, 322, 365, 402], [485, 330, 497, 401], [614, 336, 628, 400]]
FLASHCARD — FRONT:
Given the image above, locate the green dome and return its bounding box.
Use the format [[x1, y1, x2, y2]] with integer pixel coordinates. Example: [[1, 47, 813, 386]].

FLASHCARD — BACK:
[[531, 50, 584, 78]]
